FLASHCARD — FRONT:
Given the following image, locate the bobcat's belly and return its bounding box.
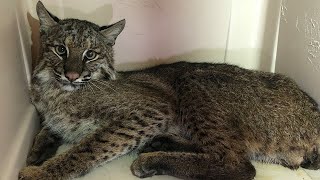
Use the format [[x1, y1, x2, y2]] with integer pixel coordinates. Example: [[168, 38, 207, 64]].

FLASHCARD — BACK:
[[43, 114, 99, 143]]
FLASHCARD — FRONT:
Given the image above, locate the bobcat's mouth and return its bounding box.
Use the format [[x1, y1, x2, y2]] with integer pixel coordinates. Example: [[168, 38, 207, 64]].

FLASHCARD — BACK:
[[56, 74, 91, 91]]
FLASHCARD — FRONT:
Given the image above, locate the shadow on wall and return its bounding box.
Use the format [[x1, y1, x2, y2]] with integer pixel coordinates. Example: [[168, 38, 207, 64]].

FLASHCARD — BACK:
[[27, 4, 113, 71], [115, 48, 225, 71], [258, 0, 281, 72]]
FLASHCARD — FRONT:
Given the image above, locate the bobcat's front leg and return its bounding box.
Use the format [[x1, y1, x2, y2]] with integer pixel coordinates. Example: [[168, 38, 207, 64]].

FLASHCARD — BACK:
[[19, 124, 156, 180], [27, 127, 62, 166]]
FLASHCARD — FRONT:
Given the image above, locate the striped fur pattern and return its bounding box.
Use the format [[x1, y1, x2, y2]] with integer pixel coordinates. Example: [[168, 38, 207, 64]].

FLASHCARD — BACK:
[[19, 2, 320, 180]]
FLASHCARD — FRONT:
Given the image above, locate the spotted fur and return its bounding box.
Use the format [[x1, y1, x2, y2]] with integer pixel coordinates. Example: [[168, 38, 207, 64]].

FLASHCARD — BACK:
[[19, 2, 320, 180]]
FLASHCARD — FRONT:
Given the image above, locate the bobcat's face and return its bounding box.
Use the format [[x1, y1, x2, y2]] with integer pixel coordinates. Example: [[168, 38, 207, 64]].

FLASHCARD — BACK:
[[35, 2, 125, 91]]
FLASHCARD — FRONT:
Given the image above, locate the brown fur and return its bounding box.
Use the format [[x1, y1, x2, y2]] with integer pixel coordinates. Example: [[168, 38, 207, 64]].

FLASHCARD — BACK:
[[19, 2, 320, 180]]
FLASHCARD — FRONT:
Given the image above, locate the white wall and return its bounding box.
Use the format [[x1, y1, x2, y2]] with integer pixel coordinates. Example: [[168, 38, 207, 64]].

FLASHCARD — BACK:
[[226, 0, 281, 72], [0, 0, 38, 179], [276, 0, 320, 104]]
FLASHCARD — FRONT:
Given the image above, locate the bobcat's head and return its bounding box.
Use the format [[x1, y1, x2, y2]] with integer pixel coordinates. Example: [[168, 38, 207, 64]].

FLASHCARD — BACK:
[[34, 1, 125, 91]]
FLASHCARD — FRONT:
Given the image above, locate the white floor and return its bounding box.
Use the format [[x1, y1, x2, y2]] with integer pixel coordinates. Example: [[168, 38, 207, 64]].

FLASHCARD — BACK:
[[56, 145, 319, 180]]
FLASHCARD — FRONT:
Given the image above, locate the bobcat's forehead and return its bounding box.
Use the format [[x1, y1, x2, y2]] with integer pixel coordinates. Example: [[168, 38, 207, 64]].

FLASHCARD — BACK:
[[53, 20, 103, 49], [64, 35, 87, 48]]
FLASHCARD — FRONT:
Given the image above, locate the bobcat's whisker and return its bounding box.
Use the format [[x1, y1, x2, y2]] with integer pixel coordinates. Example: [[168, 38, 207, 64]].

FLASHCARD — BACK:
[[87, 83, 95, 94], [94, 80, 116, 93], [80, 84, 88, 94], [89, 81, 103, 91]]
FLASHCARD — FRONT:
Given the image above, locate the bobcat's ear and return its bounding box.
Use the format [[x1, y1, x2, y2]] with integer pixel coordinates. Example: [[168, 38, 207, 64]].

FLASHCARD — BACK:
[[99, 19, 126, 46], [36, 1, 59, 32]]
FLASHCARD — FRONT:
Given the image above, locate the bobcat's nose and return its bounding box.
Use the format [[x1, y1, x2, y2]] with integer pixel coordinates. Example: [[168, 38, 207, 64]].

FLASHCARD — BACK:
[[65, 71, 80, 82]]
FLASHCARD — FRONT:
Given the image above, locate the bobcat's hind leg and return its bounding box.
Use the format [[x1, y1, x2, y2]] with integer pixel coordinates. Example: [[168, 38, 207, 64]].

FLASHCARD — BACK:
[[131, 151, 256, 180]]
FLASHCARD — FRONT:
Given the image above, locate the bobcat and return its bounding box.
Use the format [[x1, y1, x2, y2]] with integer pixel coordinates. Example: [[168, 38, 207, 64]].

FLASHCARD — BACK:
[[19, 1, 320, 180]]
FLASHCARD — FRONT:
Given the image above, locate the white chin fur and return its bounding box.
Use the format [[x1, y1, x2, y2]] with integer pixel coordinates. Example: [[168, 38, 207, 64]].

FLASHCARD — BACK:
[[61, 84, 79, 91]]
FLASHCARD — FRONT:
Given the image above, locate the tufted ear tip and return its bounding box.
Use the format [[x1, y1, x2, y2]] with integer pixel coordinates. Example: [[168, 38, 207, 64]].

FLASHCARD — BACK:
[[36, 1, 59, 32], [118, 19, 126, 26], [36, 1, 45, 10], [36, 1, 47, 18], [100, 19, 126, 46]]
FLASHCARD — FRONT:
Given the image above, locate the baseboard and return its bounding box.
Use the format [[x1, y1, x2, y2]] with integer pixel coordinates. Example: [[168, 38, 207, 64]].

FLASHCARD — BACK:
[[1, 105, 39, 180]]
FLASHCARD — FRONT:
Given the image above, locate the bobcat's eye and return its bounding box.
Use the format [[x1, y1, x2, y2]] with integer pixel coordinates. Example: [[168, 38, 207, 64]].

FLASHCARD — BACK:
[[55, 45, 67, 56], [84, 50, 97, 61]]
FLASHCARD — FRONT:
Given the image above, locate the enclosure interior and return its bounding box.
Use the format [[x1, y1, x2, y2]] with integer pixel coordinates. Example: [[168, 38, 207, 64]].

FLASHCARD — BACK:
[[1, 0, 320, 179]]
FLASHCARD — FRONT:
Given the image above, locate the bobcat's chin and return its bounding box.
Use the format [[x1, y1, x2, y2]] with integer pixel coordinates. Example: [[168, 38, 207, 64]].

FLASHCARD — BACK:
[[60, 84, 81, 91]]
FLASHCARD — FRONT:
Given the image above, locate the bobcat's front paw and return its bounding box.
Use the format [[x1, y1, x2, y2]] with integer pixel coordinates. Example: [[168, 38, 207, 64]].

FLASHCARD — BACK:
[[139, 135, 174, 153], [19, 166, 47, 180], [131, 153, 163, 178], [26, 153, 42, 166]]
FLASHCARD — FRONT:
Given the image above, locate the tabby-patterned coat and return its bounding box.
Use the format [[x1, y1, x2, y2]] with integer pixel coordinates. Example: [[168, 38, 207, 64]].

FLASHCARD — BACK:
[[19, 2, 320, 180]]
